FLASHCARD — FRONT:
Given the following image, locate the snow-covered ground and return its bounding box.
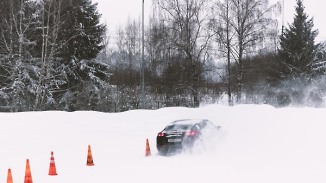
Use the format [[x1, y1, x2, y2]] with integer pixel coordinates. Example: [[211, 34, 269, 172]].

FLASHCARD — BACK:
[[1, 104, 326, 183]]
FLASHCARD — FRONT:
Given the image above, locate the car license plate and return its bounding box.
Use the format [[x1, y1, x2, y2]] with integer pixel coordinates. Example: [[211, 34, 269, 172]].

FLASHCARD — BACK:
[[168, 138, 182, 143]]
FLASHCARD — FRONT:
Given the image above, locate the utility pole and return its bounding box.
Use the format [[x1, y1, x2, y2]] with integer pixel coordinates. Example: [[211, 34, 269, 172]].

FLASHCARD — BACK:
[[282, 0, 284, 35], [141, 0, 145, 109]]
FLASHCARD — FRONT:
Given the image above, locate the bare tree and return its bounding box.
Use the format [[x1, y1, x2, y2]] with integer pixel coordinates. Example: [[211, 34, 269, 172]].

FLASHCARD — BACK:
[[34, 0, 63, 110], [113, 19, 142, 86], [126, 18, 141, 84], [158, 0, 213, 106], [212, 0, 280, 103], [0, 0, 38, 111], [211, 0, 233, 105]]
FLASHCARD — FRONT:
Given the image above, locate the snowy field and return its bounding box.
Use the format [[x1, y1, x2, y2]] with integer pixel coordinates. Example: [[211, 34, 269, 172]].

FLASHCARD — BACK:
[[1, 104, 326, 183]]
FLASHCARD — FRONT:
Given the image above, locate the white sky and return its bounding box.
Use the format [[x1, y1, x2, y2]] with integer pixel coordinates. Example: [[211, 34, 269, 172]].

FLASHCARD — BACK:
[[92, 0, 326, 42], [92, 0, 152, 37]]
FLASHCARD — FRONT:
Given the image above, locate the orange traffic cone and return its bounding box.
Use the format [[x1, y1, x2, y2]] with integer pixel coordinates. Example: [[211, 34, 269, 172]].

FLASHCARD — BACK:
[[145, 138, 151, 157], [86, 145, 94, 166], [7, 169, 13, 183], [49, 151, 58, 175], [24, 159, 33, 183]]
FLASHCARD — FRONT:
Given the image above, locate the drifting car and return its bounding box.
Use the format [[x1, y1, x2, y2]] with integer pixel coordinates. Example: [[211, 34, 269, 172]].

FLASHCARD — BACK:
[[156, 119, 221, 156]]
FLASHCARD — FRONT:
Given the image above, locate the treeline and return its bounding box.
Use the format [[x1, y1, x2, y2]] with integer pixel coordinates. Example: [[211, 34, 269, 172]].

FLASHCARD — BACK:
[[1, 0, 326, 112], [107, 0, 280, 110], [107, 0, 326, 109], [0, 0, 110, 112]]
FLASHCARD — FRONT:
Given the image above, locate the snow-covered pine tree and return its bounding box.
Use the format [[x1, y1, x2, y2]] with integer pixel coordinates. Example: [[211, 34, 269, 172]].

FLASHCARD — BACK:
[[278, 0, 319, 80], [0, 0, 42, 111], [53, 0, 108, 111], [27, 0, 65, 111], [276, 0, 323, 106], [57, 0, 106, 62]]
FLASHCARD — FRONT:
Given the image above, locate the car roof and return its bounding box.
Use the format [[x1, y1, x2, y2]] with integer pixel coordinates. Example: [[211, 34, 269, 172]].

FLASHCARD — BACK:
[[171, 119, 206, 125]]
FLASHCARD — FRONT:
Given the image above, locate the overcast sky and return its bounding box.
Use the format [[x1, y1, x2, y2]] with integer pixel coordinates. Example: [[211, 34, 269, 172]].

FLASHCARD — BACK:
[[92, 0, 326, 42]]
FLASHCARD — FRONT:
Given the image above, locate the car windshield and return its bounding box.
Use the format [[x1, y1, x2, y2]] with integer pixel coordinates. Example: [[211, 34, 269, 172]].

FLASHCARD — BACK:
[[165, 124, 192, 131]]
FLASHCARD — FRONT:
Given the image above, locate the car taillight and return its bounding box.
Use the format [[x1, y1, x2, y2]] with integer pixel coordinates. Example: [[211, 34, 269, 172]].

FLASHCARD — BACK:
[[158, 132, 165, 137], [185, 130, 198, 136]]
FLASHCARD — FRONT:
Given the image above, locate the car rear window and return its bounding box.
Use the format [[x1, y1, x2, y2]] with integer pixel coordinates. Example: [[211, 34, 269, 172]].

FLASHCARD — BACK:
[[165, 124, 192, 131]]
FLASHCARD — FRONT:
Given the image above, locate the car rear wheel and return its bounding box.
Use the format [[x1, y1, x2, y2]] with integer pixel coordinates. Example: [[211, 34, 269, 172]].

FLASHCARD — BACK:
[[157, 145, 168, 156]]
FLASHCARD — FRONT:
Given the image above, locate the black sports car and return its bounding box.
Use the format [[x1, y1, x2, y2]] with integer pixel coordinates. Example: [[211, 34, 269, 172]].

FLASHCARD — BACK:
[[156, 119, 221, 156]]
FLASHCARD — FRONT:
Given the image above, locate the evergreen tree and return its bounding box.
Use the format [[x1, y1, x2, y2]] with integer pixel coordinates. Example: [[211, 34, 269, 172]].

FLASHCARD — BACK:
[[0, 0, 41, 111], [57, 0, 106, 62], [278, 0, 319, 79], [52, 0, 108, 111]]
